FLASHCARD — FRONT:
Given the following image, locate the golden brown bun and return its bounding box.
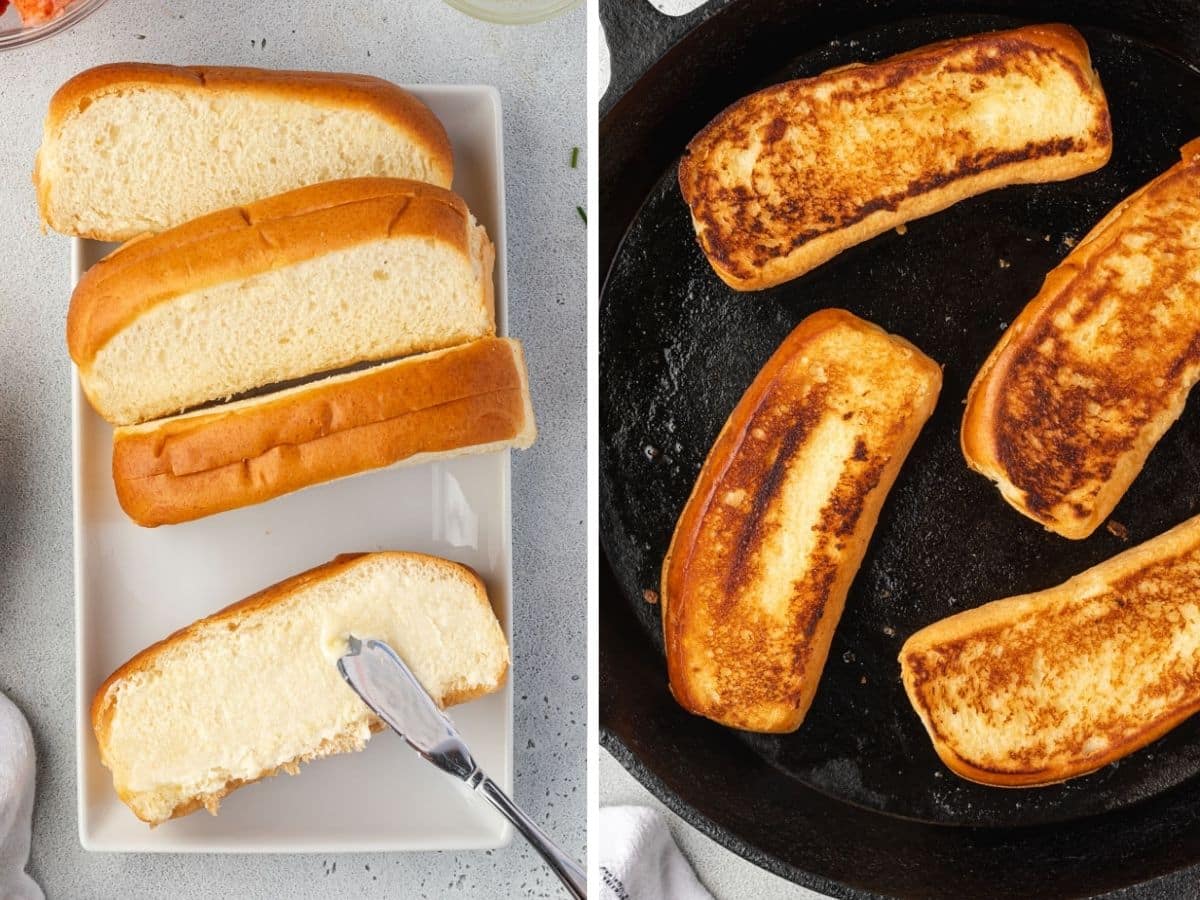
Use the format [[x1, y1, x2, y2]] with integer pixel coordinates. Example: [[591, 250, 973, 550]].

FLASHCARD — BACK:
[[36, 63, 453, 240], [900, 513, 1200, 787], [679, 24, 1112, 290], [67, 177, 487, 368], [112, 338, 537, 527], [67, 177, 495, 425], [962, 138, 1200, 539], [662, 309, 942, 733]]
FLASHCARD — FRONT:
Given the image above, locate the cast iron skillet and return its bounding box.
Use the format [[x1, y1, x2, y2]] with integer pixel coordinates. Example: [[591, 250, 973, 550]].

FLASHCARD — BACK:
[[599, 0, 1200, 896]]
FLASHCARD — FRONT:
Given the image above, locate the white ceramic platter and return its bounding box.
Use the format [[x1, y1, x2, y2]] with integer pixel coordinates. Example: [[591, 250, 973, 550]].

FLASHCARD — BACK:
[[74, 85, 513, 852]]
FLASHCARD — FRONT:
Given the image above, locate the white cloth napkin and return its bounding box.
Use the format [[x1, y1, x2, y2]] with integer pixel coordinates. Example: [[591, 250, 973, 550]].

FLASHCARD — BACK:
[[646, 0, 709, 16], [599, 806, 714, 900], [0, 693, 41, 900]]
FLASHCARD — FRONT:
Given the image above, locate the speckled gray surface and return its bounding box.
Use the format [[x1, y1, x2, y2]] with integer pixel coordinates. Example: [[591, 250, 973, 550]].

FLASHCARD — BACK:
[[0, 1, 585, 896]]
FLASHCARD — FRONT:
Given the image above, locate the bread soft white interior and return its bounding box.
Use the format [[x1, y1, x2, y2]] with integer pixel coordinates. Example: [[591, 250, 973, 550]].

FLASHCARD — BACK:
[[41, 89, 449, 240], [85, 233, 493, 425], [93, 553, 509, 826]]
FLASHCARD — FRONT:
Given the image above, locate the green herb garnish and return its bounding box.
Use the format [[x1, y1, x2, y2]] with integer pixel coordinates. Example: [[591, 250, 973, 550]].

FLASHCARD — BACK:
[[570, 146, 579, 168], [576, 206, 587, 224]]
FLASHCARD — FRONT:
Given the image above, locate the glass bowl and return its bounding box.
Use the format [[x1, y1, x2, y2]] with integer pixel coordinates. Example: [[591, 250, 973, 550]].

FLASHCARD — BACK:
[[442, 0, 581, 26], [0, 0, 109, 51]]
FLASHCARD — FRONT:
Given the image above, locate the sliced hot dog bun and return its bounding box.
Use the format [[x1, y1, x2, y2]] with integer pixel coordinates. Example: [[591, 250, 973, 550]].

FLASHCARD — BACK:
[[68, 177, 495, 426], [662, 309, 942, 733], [962, 138, 1200, 539], [679, 24, 1112, 290], [112, 338, 537, 526], [91, 552, 509, 826], [35, 63, 453, 240], [901, 513, 1200, 786]]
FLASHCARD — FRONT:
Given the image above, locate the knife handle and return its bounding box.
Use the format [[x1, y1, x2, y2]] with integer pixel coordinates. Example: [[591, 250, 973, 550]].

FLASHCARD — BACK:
[[475, 773, 587, 899]]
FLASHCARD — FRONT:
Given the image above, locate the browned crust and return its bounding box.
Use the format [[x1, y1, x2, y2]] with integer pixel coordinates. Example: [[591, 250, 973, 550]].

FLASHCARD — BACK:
[[35, 63, 453, 233], [899, 513, 1200, 787], [91, 551, 509, 824], [661, 309, 942, 732], [67, 177, 492, 371], [111, 338, 537, 526], [678, 24, 1112, 290], [962, 137, 1200, 539]]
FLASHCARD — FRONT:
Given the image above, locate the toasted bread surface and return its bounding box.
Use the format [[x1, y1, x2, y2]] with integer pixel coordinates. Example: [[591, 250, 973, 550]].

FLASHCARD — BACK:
[[91, 552, 509, 825], [962, 139, 1200, 539], [679, 24, 1111, 290], [36, 63, 453, 240], [112, 338, 537, 526], [901, 514, 1200, 786], [662, 309, 942, 732]]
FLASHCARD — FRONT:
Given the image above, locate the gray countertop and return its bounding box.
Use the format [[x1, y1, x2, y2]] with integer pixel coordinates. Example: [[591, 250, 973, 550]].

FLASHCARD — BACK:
[[0, 1, 585, 896]]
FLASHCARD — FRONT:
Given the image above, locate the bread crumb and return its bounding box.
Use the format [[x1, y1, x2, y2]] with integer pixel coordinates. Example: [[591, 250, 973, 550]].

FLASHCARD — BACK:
[[643, 588, 659, 605], [895, 224, 907, 236], [1106, 519, 1130, 540], [1063, 235, 1078, 249], [998, 258, 1010, 269]]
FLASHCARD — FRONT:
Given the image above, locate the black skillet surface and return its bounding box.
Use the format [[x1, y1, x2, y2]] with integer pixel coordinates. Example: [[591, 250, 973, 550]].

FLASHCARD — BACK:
[[600, 1, 1200, 896]]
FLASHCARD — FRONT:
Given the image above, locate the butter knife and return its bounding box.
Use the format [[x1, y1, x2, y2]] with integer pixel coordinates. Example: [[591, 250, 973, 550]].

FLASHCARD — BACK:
[[337, 636, 587, 899]]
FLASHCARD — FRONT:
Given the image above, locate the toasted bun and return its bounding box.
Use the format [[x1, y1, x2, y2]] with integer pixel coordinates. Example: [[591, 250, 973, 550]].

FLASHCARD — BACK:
[[679, 24, 1112, 290], [91, 552, 509, 826], [35, 63, 453, 240], [68, 177, 495, 425], [663, 309, 942, 733], [112, 338, 537, 526], [962, 139, 1200, 539], [901, 513, 1200, 786]]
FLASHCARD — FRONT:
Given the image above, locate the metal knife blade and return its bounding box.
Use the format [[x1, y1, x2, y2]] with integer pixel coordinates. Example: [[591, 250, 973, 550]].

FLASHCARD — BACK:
[[337, 635, 586, 898], [336, 636, 480, 783]]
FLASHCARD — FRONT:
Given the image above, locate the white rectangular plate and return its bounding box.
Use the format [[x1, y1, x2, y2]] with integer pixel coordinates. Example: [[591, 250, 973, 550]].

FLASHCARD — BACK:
[[74, 85, 513, 853]]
